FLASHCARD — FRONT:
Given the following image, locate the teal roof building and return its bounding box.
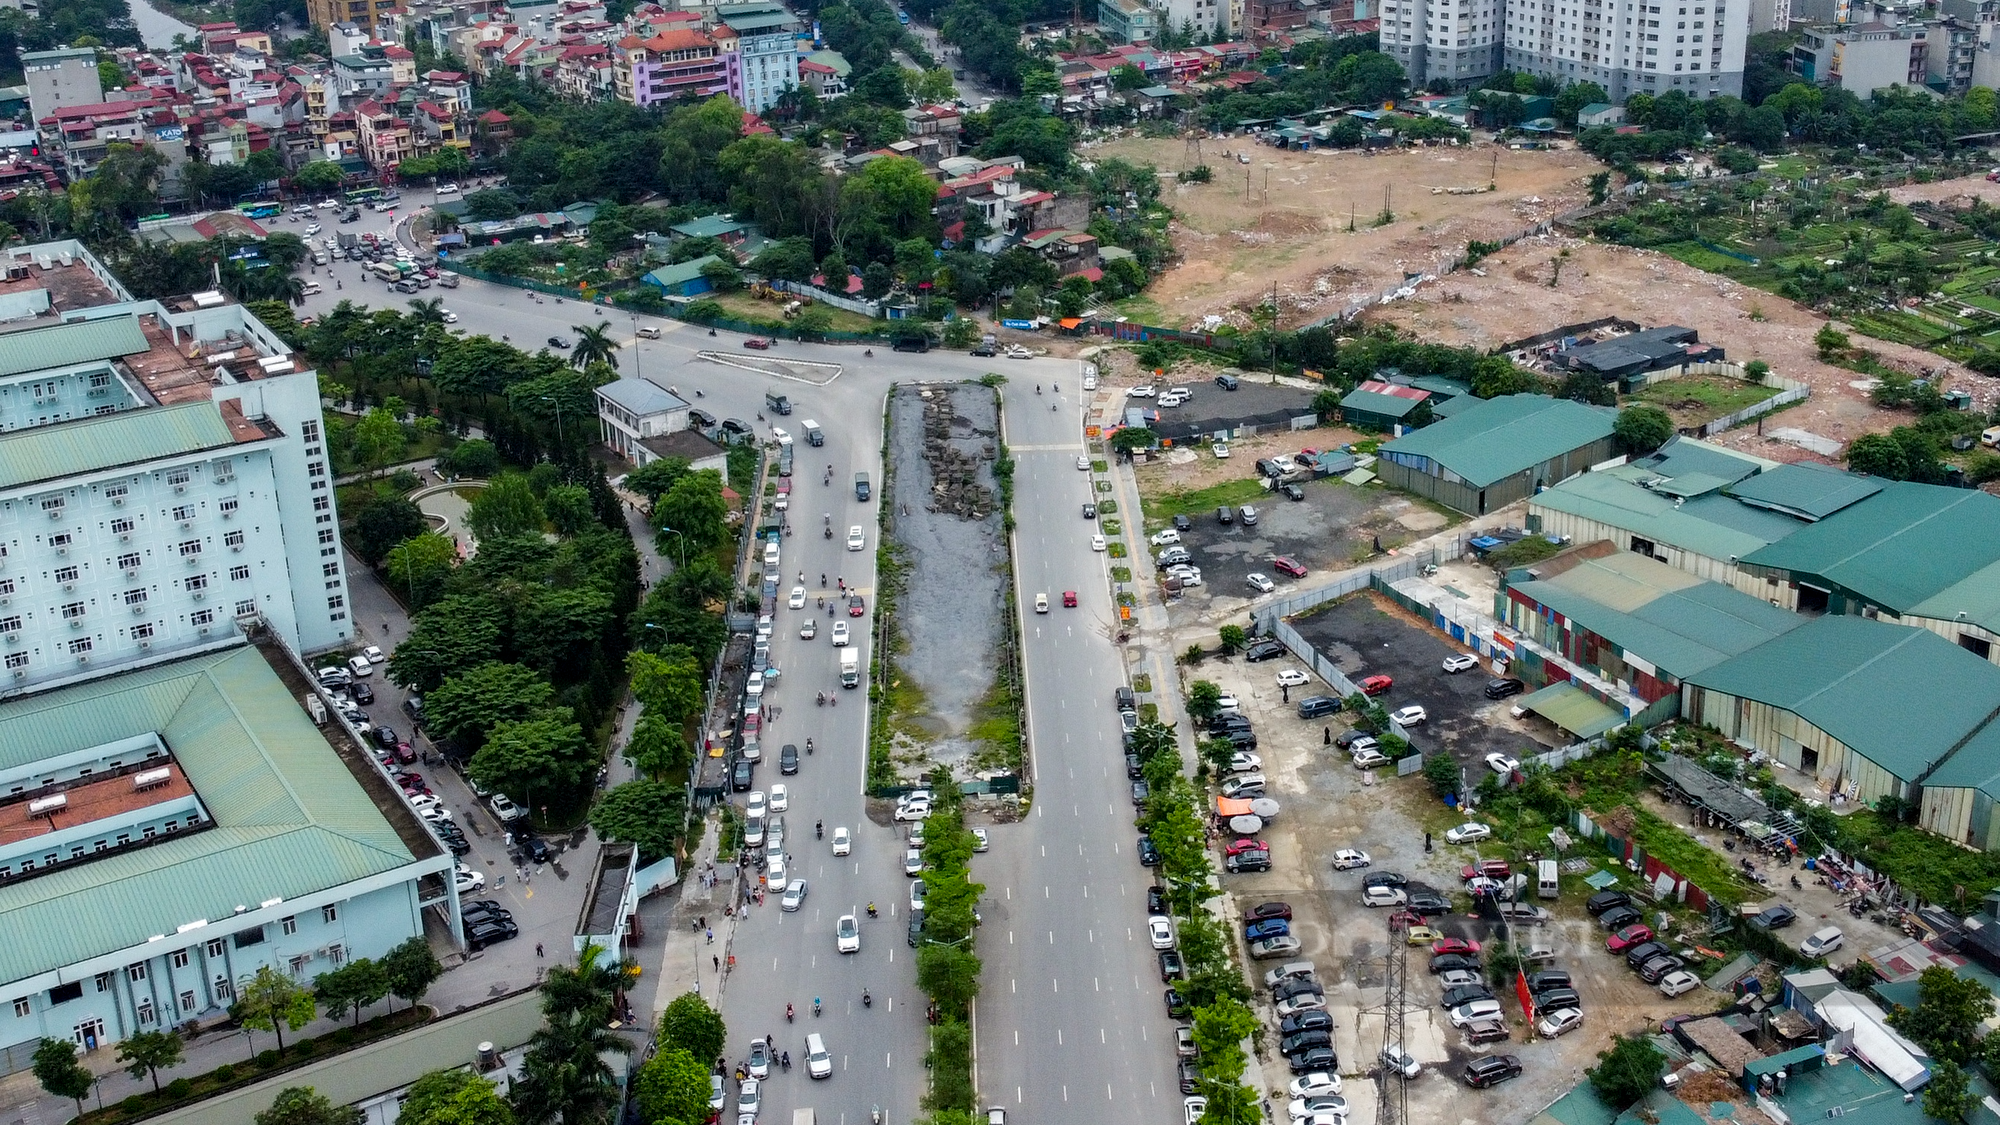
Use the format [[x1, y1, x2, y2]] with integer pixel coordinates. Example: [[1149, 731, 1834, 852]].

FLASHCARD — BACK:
[[1376, 394, 1618, 515]]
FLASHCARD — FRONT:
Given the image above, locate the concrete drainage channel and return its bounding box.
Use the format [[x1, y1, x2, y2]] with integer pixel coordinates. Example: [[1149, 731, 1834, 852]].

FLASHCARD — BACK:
[[870, 382, 1025, 810]]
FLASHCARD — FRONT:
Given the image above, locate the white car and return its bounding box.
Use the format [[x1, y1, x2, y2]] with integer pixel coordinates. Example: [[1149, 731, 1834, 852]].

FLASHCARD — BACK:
[[1091, 535, 1107, 552], [1485, 753, 1521, 775], [347, 654, 374, 677], [1228, 752, 1262, 773], [1352, 749, 1390, 769], [972, 828, 990, 852], [1290, 1074, 1343, 1099], [766, 853, 787, 885], [1004, 344, 1032, 359], [1448, 999, 1503, 1027], [800, 618, 817, 640], [905, 848, 925, 876], [737, 1078, 760, 1118], [442, 310, 458, 323], [1148, 916, 1176, 950], [1288, 1096, 1349, 1121], [837, 913, 860, 953], [1246, 573, 1275, 593], [454, 865, 486, 893], [746, 791, 768, 818], [1538, 1007, 1584, 1037], [1362, 885, 1407, 908], [769, 784, 789, 812], [1213, 442, 1230, 459], [831, 621, 850, 646], [1658, 970, 1702, 997], [781, 879, 808, 911], [1442, 653, 1480, 673], [1444, 822, 1492, 845], [1331, 849, 1372, 870], [1150, 529, 1182, 546], [1077, 455, 1091, 471], [1215, 694, 1240, 712], [910, 879, 926, 913], [1275, 993, 1327, 1018], [1034, 593, 1049, 614], [1437, 969, 1484, 989], [362, 645, 386, 663], [831, 827, 851, 855], [1183, 1097, 1207, 1125], [1127, 385, 1156, 398], [1389, 705, 1427, 726], [1171, 570, 1204, 588], [894, 800, 931, 823], [847, 525, 866, 551], [789, 586, 808, 609], [1276, 669, 1311, 687]]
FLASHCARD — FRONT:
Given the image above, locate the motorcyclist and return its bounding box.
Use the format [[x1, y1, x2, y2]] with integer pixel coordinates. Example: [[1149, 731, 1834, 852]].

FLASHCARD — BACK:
[[816, 820, 824, 838], [866, 901, 877, 917], [1035, 384, 1041, 394]]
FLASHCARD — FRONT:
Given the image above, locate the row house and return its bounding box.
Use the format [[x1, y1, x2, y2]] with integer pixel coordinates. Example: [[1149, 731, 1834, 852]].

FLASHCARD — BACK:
[[798, 50, 850, 98], [1246, 0, 1309, 33], [414, 100, 468, 151], [332, 51, 396, 99], [354, 98, 414, 171], [37, 96, 175, 180], [553, 43, 616, 100], [899, 103, 960, 166], [715, 4, 802, 115], [614, 29, 727, 106], [933, 158, 1024, 234], [423, 70, 474, 114], [1018, 228, 1102, 278], [476, 108, 515, 152], [307, 0, 404, 36], [198, 22, 275, 54]]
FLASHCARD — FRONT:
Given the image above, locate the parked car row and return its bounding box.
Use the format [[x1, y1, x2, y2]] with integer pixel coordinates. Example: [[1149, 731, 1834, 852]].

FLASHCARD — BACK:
[[1588, 891, 1705, 998]]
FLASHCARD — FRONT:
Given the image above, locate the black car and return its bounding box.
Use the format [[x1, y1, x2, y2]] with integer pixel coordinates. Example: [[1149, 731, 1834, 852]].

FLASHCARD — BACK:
[[1126, 753, 1143, 779], [1623, 940, 1673, 969], [1176, 1057, 1202, 1094], [372, 725, 400, 750], [1138, 836, 1162, 866], [351, 681, 375, 704], [1464, 1020, 1511, 1045], [1273, 979, 1325, 1003], [1131, 780, 1150, 805], [1334, 728, 1375, 749], [1597, 905, 1643, 931], [1751, 904, 1798, 931], [1280, 1009, 1333, 1036], [1226, 849, 1270, 873], [1363, 871, 1409, 889], [1639, 955, 1685, 983], [1281, 483, 1306, 502], [547, 336, 570, 349], [1534, 988, 1582, 1013], [907, 908, 924, 947], [1207, 717, 1254, 735], [1147, 885, 1167, 914], [1164, 988, 1189, 1018], [1280, 1030, 1333, 1057], [1222, 729, 1259, 750], [891, 335, 931, 353], [463, 904, 511, 926], [1406, 890, 1451, 915], [1484, 677, 1526, 700], [1172, 514, 1193, 532], [520, 836, 552, 865], [1527, 970, 1572, 994], [1289, 1046, 1337, 1075], [1585, 891, 1631, 917], [1298, 696, 1342, 719], [1464, 1055, 1523, 1089], [1441, 985, 1495, 1010], [732, 759, 753, 792], [780, 743, 800, 775], [467, 918, 519, 950], [1160, 950, 1185, 981], [689, 409, 718, 429], [1244, 639, 1287, 662], [1430, 953, 1481, 974], [438, 833, 471, 856]]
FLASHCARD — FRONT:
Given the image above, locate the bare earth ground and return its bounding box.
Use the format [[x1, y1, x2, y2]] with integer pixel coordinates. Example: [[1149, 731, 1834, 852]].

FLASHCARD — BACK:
[[1886, 171, 2000, 207], [1366, 233, 2000, 457], [1084, 138, 1602, 329]]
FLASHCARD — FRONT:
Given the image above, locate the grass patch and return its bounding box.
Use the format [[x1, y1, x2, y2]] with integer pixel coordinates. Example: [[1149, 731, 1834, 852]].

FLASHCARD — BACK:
[[1839, 810, 2000, 906], [967, 677, 1023, 775], [1092, 460, 1109, 472], [1101, 519, 1123, 535], [707, 290, 880, 334], [1629, 375, 1782, 416], [1097, 499, 1118, 515], [1110, 566, 1132, 583], [1141, 477, 1270, 521], [1625, 805, 1752, 907], [1106, 541, 1127, 559], [1133, 672, 1152, 693]]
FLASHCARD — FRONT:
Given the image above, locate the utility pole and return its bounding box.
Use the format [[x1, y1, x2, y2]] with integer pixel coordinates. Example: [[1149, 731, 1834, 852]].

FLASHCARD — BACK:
[[1378, 913, 1412, 1125]]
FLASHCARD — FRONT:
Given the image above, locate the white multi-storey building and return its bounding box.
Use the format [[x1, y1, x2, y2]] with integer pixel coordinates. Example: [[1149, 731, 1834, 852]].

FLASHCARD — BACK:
[[0, 241, 354, 699], [717, 3, 801, 115], [1382, 0, 1748, 99]]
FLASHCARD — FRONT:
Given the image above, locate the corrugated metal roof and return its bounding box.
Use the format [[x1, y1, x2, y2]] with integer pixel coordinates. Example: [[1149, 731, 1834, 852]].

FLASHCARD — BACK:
[[1378, 395, 1615, 488], [597, 377, 687, 417], [0, 314, 149, 378], [645, 255, 722, 289], [1728, 461, 1883, 520], [0, 646, 414, 984], [1339, 388, 1425, 418], [1512, 552, 1806, 681], [1530, 470, 1804, 563], [1688, 616, 2000, 784], [1741, 481, 2000, 614], [1911, 556, 2000, 633], [1920, 719, 2000, 798], [0, 400, 238, 489], [1513, 681, 1626, 738]]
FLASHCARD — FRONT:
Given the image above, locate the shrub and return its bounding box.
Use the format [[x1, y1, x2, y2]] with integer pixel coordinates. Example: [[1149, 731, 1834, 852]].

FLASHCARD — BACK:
[[293, 1038, 318, 1056], [121, 1095, 148, 1113], [164, 1078, 194, 1100], [256, 1050, 282, 1069], [212, 1064, 237, 1082]]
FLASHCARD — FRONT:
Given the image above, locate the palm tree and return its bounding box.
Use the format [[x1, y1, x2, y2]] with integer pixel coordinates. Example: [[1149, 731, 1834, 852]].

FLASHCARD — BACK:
[[567, 324, 621, 372], [407, 297, 447, 326], [279, 274, 308, 307], [539, 941, 636, 1021], [511, 1012, 630, 1125]]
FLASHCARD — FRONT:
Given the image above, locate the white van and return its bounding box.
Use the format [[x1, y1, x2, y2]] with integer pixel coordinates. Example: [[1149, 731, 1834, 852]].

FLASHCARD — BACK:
[[763, 540, 780, 567], [1537, 859, 1559, 899], [1800, 926, 1844, 958], [805, 1032, 831, 1079], [302, 281, 323, 295], [637, 325, 662, 339]]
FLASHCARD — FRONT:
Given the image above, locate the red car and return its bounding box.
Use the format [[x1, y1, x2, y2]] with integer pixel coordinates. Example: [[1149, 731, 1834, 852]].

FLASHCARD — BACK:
[[1607, 923, 1654, 952], [847, 593, 866, 616], [1271, 556, 1308, 578], [1063, 590, 1078, 608], [393, 740, 417, 764], [743, 337, 772, 350], [1246, 902, 1293, 922], [1358, 674, 1394, 696], [1462, 860, 1512, 881], [1431, 937, 1482, 956], [1388, 910, 1424, 929], [1226, 838, 1269, 857]]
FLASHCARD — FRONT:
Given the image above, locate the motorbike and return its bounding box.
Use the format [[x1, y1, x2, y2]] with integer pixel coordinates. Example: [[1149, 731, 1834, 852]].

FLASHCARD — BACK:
[[864, 348, 873, 357], [786, 1004, 794, 1023], [866, 902, 877, 918], [816, 821, 824, 839], [862, 990, 871, 1008], [824, 526, 833, 539]]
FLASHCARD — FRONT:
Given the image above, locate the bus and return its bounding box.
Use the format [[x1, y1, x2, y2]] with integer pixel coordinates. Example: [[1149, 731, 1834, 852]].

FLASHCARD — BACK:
[[371, 262, 402, 283], [236, 202, 282, 219], [344, 187, 383, 206]]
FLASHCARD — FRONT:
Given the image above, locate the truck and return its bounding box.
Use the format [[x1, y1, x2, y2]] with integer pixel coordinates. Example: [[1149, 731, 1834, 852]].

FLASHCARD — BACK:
[[839, 647, 860, 688], [854, 472, 871, 501], [337, 231, 360, 250], [765, 391, 793, 415], [801, 420, 823, 446]]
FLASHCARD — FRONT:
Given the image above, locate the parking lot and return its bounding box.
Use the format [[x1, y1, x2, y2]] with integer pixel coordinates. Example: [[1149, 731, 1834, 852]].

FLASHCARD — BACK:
[[1188, 646, 1694, 1120], [1288, 594, 1558, 774]]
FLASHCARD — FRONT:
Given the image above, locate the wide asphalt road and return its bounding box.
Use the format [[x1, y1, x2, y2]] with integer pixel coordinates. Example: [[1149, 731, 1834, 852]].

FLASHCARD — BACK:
[[292, 260, 1172, 1123]]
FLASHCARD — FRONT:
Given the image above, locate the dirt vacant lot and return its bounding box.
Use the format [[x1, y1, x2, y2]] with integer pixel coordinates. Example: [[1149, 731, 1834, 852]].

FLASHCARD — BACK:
[[1084, 137, 1602, 329]]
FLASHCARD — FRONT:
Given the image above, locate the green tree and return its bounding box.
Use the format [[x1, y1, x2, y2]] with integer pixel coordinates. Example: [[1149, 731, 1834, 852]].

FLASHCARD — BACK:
[[632, 1047, 712, 1125], [117, 1029, 185, 1092], [1846, 432, 1909, 479], [1588, 1035, 1665, 1110], [1217, 625, 1247, 654], [628, 647, 705, 725], [447, 439, 501, 478], [232, 966, 317, 1055], [381, 936, 444, 1012], [625, 711, 693, 781], [398, 1070, 516, 1125], [1109, 427, 1158, 454], [351, 407, 408, 475], [791, 305, 835, 339], [293, 161, 346, 194], [543, 484, 594, 537], [31, 1038, 94, 1116], [656, 992, 728, 1063], [467, 475, 546, 541], [1923, 1059, 1974, 1122], [654, 469, 729, 553], [1470, 355, 1545, 398], [469, 713, 593, 812], [1889, 965, 1996, 1064], [388, 595, 507, 691], [916, 941, 984, 1014], [314, 958, 390, 1028], [1560, 371, 1617, 406], [384, 532, 459, 608], [588, 779, 686, 864], [353, 497, 428, 567], [1613, 405, 1675, 454], [1190, 1000, 1257, 1081], [624, 457, 691, 506], [1815, 323, 1850, 360], [1423, 750, 1460, 800], [256, 1088, 363, 1125], [1187, 681, 1223, 722], [567, 324, 621, 371]]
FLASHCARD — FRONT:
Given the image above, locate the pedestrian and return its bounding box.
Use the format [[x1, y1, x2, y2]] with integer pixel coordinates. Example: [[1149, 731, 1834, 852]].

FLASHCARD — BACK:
[[1323, 726, 1332, 746], [706, 927, 714, 944], [536, 942, 544, 958], [713, 954, 721, 972], [699, 915, 707, 929]]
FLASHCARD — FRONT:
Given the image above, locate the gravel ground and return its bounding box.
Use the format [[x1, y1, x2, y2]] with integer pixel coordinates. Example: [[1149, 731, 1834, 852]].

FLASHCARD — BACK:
[[885, 383, 1006, 772]]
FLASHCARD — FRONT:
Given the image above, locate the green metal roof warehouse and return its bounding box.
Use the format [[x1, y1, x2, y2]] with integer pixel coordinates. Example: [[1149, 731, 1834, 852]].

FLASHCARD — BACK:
[[1376, 394, 1617, 515]]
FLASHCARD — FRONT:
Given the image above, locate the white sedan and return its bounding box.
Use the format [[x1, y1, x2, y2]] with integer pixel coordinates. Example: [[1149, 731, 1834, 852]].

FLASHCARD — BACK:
[[904, 848, 925, 876], [1246, 573, 1275, 593], [1127, 385, 1156, 398], [1148, 916, 1176, 950], [768, 784, 789, 812], [1228, 752, 1262, 773], [836, 913, 860, 953], [972, 828, 989, 852], [746, 791, 768, 817], [1331, 849, 1372, 870], [788, 586, 808, 609], [1150, 529, 1182, 546], [894, 800, 931, 823], [1659, 970, 1702, 997], [1442, 653, 1480, 673], [780, 879, 808, 911], [1276, 669, 1311, 687], [1213, 442, 1231, 459], [1444, 822, 1492, 845], [831, 827, 852, 855], [362, 645, 386, 663], [1091, 535, 1107, 552], [800, 618, 817, 640], [442, 310, 459, 323], [454, 865, 486, 893], [847, 525, 866, 551], [1289, 1074, 1343, 1098], [831, 620, 850, 646], [1485, 753, 1521, 775], [1288, 1096, 1349, 1122], [1362, 885, 1406, 907], [1076, 456, 1091, 471], [1389, 705, 1427, 726]]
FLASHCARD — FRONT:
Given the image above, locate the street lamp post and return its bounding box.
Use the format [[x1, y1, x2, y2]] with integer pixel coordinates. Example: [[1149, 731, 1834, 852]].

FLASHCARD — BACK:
[[540, 394, 565, 447], [658, 525, 690, 570]]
